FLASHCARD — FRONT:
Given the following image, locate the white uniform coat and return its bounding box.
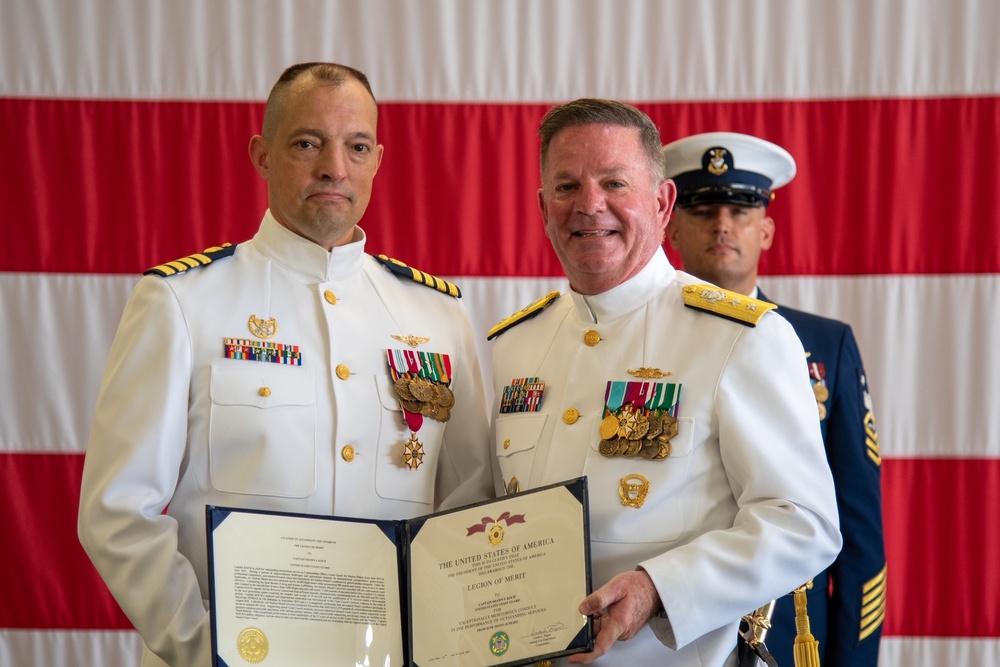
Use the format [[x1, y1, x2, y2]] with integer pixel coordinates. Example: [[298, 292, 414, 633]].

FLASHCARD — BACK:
[[78, 212, 493, 667], [490, 249, 840, 666]]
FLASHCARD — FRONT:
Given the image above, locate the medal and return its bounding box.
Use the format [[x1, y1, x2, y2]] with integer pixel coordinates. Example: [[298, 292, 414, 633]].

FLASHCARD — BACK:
[[402, 433, 425, 470], [598, 380, 681, 461], [387, 348, 453, 469]]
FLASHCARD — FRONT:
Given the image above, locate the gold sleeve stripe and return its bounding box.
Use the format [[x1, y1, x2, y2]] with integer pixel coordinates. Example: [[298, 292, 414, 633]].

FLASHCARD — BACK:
[[865, 411, 882, 466], [859, 564, 888, 641], [681, 284, 776, 327]]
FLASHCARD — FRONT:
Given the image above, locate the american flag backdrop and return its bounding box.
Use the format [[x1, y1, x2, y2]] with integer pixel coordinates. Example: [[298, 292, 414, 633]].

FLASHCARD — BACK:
[[2, 0, 999, 665]]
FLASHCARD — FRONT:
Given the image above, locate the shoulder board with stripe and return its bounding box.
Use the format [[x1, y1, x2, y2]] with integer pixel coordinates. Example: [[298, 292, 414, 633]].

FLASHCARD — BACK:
[[143, 244, 236, 277], [487, 291, 562, 340], [373, 254, 461, 298], [681, 283, 776, 327]]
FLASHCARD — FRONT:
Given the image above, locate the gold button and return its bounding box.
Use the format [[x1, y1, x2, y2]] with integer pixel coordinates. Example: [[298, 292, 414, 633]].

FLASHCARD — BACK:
[[324, 290, 337, 305], [341, 445, 355, 461], [563, 408, 580, 424], [258, 387, 271, 397], [503, 438, 511, 450], [335, 364, 350, 380], [583, 330, 602, 346]]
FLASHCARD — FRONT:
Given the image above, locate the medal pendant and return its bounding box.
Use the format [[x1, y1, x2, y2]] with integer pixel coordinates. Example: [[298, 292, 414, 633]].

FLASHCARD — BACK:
[[402, 433, 425, 470]]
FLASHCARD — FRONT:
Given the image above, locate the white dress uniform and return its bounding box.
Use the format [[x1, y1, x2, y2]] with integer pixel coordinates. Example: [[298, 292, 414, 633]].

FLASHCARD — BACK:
[[489, 248, 840, 666], [78, 211, 493, 667]]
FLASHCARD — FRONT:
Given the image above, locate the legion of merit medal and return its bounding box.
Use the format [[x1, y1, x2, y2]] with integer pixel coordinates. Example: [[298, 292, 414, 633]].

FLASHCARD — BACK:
[[386, 348, 455, 470], [598, 379, 682, 461]]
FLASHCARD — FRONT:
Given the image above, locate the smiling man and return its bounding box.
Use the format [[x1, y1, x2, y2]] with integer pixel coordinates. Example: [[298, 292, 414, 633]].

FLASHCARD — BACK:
[[487, 100, 841, 666]]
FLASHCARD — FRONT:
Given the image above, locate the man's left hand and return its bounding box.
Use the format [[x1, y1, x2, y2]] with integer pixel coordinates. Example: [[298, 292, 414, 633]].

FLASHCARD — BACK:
[[568, 569, 661, 663]]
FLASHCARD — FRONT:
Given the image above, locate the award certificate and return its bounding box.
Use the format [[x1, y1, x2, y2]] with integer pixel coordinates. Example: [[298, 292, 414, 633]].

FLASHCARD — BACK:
[[208, 477, 592, 667]]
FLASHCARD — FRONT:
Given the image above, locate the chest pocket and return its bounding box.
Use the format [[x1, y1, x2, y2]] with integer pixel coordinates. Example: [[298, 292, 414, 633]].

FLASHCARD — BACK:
[[583, 415, 696, 544], [208, 363, 317, 497], [494, 413, 548, 491], [372, 374, 445, 506]]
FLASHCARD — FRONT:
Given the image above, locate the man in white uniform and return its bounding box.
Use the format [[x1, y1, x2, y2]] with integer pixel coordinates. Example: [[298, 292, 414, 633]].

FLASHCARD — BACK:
[[78, 62, 493, 667], [488, 99, 840, 666]]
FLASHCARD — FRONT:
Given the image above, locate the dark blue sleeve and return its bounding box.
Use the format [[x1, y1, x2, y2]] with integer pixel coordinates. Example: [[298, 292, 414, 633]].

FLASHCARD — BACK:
[[822, 324, 886, 666], [763, 309, 886, 667]]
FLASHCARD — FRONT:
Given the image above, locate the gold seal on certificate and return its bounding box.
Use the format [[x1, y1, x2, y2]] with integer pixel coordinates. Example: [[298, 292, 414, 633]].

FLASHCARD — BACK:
[[236, 627, 269, 663]]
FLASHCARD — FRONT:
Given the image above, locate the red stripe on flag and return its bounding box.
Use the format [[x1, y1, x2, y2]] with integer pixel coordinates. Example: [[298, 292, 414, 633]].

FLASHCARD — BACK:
[[2, 96, 998, 277], [2, 453, 999, 636], [0, 453, 132, 630], [882, 458, 1000, 637]]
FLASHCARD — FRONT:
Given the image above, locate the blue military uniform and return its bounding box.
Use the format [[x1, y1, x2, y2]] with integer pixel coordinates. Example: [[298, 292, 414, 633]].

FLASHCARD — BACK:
[[758, 291, 886, 667]]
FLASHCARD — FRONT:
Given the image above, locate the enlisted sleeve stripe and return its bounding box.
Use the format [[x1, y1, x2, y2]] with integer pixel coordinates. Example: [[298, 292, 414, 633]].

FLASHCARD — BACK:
[[487, 291, 561, 340], [865, 411, 882, 466], [144, 243, 236, 277], [373, 254, 461, 298], [681, 284, 776, 327], [859, 563, 888, 641]]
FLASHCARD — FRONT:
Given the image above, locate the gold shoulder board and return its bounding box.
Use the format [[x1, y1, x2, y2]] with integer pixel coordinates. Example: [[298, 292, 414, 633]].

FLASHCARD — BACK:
[[143, 243, 236, 277], [374, 254, 461, 298], [681, 283, 776, 327], [487, 291, 561, 340]]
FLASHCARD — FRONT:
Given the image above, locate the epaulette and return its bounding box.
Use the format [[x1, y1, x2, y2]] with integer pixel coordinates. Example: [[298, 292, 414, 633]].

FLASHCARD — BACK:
[[487, 291, 561, 340], [373, 254, 461, 298], [681, 283, 776, 327], [143, 244, 236, 277]]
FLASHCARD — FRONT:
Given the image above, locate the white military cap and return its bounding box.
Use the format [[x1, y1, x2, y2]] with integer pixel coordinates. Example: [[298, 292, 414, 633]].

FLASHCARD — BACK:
[[662, 132, 796, 208]]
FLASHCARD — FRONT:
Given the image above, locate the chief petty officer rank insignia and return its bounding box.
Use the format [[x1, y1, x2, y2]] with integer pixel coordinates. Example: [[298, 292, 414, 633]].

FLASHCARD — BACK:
[[386, 348, 455, 470]]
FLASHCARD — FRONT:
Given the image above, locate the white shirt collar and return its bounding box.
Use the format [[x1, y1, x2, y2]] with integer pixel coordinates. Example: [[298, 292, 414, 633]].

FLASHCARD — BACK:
[[254, 210, 366, 282], [569, 248, 676, 324]]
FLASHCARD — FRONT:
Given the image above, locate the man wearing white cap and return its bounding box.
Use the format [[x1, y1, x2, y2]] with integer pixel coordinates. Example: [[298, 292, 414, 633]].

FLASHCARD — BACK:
[[664, 132, 886, 667]]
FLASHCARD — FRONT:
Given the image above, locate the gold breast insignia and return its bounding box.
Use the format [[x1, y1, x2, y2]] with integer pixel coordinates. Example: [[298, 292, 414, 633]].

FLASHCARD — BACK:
[[391, 333, 430, 348], [247, 314, 278, 339], [619, 474, 650, 509], [627, 367, 671, 379]]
